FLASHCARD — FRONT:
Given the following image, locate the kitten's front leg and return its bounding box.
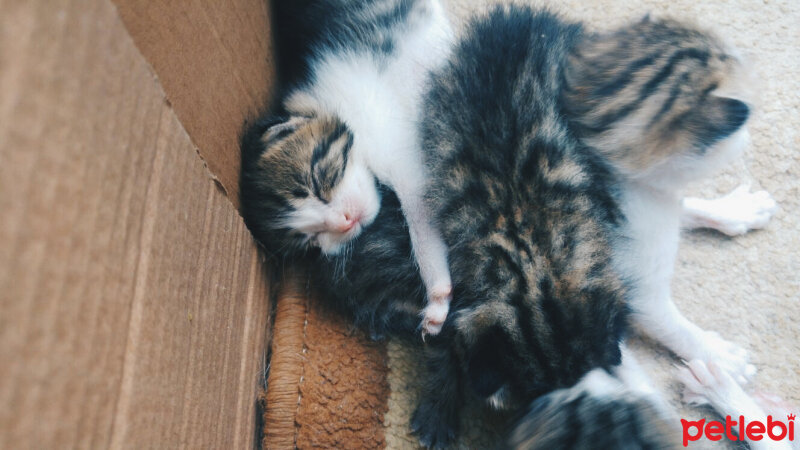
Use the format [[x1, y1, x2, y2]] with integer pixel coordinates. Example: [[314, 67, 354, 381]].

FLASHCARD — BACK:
[[681, 184, 777, 236], [392, 178, 452, 336], [367, 119, 452, 335], [406, 202, 452, 336]]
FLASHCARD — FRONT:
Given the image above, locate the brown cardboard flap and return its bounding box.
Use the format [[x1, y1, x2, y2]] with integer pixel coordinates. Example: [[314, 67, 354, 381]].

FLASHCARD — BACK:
[[0, 1, 270, 447], [113, 0, 278, 208]]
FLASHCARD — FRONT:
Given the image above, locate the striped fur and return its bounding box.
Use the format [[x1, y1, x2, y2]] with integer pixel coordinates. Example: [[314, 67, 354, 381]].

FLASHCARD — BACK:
[[243, 3, 756, 448], [564, 15, 750, 181], [583, 9, 763, 418], [413, 7, 752, 448], [409, 7, 631, 447], [507, 367, 678, 450]]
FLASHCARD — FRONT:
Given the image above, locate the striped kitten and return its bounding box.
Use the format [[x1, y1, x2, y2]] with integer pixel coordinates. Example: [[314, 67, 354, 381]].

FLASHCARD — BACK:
[[412, 6, 774, 447], [410, 8, 629, 446], [240, 0, 455, 334], [563, 14, 777, 383]]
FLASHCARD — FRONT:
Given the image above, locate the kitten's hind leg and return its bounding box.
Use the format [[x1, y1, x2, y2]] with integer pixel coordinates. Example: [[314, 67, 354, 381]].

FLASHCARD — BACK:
[[630, 287, 755, 384], [678, 360, 794, 450], [681, 184, 777, 236]]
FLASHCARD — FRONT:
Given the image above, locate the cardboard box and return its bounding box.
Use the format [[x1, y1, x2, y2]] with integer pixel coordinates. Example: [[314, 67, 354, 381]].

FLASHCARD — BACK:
[[0, 0, 276, 447]]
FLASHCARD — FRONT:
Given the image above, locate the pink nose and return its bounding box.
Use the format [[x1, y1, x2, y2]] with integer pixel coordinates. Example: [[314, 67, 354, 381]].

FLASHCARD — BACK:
[[337, 220, 355, 233], [337, 212, 361, 233]]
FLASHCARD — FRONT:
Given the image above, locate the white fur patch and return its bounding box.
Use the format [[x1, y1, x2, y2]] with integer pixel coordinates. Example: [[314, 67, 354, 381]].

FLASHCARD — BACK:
[[682, 184, 777, 235], [615, 126, 762, 384], [486, 385, 510, 410], [284, 0, 456, 333]]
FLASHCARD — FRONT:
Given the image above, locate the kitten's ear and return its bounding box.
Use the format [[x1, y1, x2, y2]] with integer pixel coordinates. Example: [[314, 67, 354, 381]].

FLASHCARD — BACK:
[[696, 97, 749, 145], [241, 114, 305, 163], [262, 115, 311, 147], [467, 326, 512, 397]]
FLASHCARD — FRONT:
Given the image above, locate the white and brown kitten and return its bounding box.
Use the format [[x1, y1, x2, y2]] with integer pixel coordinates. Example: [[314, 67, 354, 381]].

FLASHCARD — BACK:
[[240, 0, 455, 335]]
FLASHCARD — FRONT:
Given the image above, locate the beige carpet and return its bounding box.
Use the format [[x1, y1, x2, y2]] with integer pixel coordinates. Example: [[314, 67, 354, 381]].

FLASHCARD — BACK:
[[384, 1, 800, 448]]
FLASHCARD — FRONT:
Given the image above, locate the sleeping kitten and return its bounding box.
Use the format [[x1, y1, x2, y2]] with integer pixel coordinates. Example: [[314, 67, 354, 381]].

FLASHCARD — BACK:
[[240, 0, 455, 334], [247, 4, 776, 448], [563, 14, 777, 383], [413, 7, 775, 446], [507, 347, 679, 449], [408, 8, 629, 446]]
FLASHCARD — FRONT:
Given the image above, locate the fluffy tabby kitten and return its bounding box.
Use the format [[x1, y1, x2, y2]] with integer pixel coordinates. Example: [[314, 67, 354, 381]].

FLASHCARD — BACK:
[[411, 8, 630, 446], [240, 0, 455, 334]]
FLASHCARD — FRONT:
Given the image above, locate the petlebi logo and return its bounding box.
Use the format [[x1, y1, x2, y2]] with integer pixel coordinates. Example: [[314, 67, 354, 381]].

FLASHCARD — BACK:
[[681, 414, 796, 447]]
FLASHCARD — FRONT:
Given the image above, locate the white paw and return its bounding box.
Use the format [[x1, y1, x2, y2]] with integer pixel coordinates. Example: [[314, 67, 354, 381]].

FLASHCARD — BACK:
[[709, 184, 778, 236], [678, 359, 742, 407], [696, 331, 756, 384], [421, 284, 452, 337]]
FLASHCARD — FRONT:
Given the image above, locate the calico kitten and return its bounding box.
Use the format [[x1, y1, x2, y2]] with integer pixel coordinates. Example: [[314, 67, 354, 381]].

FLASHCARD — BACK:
[[240, 0, 455, 335], [563, 14, 777, 382]]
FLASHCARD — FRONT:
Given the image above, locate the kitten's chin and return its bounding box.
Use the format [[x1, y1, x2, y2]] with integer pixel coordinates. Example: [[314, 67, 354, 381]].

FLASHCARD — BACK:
[[316, 225, 364, 255]]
